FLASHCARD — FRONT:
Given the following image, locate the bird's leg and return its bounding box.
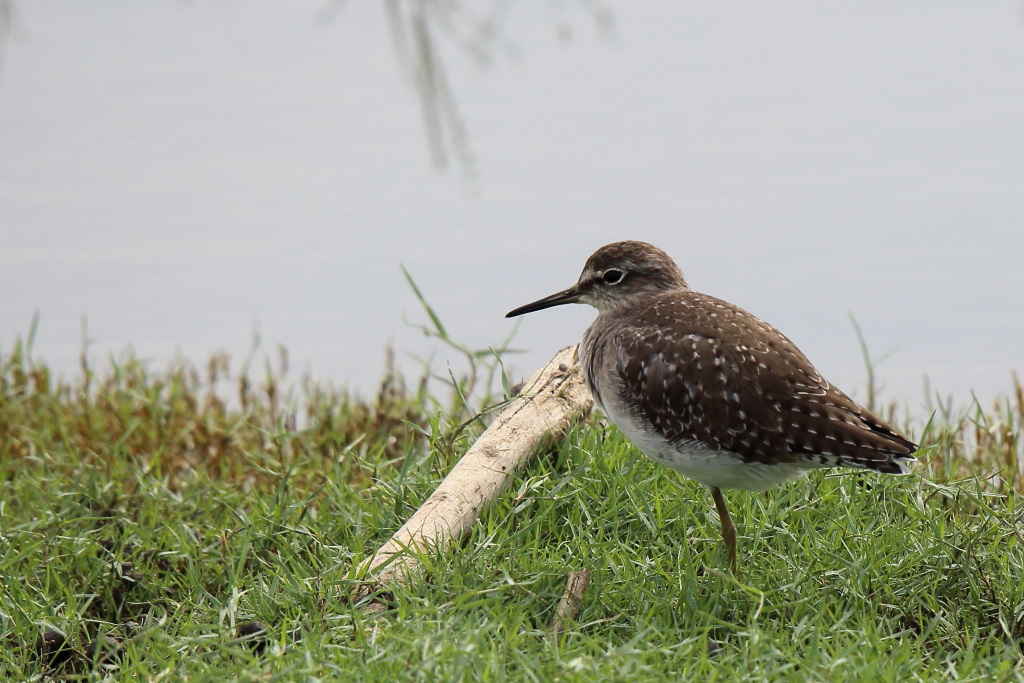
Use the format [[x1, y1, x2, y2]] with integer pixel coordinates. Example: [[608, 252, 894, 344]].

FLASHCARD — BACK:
[[710, 486, 738, 576]]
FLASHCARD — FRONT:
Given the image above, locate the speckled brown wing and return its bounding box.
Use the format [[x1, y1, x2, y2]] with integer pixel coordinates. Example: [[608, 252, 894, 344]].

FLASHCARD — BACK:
[[609, 291, 918, 472]]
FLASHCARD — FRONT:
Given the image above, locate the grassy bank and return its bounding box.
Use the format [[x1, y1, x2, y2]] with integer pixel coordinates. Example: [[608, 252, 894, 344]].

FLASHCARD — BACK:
[[1, 332, 1022, 681]]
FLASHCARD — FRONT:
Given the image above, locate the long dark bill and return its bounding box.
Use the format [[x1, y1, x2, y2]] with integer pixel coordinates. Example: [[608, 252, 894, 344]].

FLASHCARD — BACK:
[[505, 287, 581, 318]]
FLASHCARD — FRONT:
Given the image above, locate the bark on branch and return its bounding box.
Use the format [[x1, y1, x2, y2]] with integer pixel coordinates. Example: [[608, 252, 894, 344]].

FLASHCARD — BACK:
[[550, 569, 591, 634], [353, 346, 592, 601]]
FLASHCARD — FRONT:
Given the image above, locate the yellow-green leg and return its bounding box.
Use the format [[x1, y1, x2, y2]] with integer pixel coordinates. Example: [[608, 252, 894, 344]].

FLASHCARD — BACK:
[[710, 486, 738, 576]]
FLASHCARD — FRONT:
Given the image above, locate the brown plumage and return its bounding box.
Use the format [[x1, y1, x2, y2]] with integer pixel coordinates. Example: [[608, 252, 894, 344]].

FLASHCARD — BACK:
[[590, 289, 916, 473], [507, 240, 918, 573]]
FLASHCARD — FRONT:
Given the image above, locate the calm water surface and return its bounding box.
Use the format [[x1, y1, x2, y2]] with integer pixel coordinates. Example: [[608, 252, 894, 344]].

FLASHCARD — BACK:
[[1, 1, 1022, 411]]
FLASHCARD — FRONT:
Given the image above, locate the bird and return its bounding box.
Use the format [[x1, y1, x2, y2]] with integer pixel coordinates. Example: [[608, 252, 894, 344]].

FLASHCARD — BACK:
[[505, 241, 918, 574]]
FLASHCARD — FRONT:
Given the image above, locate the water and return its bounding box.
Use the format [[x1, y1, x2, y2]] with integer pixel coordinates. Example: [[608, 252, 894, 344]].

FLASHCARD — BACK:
[[1, 1, 1022, 411]]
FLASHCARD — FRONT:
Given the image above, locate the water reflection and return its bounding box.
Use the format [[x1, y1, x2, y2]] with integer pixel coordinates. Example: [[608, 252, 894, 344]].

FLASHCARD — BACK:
[[382, 0, 483, 181], [0, 0, 16, 77], [4, 2, 1017, 406], [321, 0, 613, 184], [0, 0, 614, 184]]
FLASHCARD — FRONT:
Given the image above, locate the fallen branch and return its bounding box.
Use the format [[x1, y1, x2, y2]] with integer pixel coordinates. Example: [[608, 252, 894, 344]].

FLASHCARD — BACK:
[[550, 569, 591, 634], [353, 345, 592, 602]]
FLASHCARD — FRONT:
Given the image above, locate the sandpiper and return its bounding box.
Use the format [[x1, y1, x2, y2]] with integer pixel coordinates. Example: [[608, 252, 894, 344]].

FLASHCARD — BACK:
[[506, 241, 917, 573]]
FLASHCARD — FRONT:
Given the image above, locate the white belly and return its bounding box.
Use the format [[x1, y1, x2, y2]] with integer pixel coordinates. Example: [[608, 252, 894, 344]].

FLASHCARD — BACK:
[[600, 400, 811, 492]]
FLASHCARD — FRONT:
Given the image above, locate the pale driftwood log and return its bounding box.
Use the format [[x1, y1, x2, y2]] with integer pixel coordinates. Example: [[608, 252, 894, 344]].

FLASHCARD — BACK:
[[550, 569, 591, 634], [353, 345, 592, 601]]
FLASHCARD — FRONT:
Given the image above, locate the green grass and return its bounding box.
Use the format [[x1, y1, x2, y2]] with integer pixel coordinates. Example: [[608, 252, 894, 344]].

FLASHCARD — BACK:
[[1, 332, 1023, 680]]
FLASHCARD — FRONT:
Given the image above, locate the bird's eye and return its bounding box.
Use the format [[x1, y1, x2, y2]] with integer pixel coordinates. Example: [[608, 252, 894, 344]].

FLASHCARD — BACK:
[[602, 269, 624, 284]]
